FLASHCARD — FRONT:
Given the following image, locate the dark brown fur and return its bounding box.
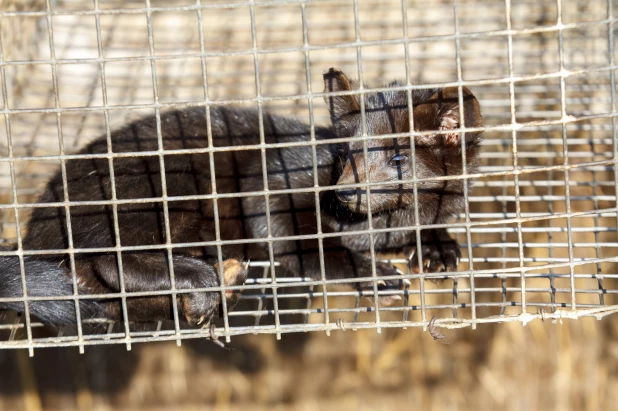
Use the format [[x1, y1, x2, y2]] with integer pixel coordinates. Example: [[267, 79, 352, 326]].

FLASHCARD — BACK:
[[0, 68, 482, 327]]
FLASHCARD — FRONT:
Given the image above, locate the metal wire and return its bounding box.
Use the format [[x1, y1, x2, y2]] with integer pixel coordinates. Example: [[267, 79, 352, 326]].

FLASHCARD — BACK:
[[0, 0, 616, 354]]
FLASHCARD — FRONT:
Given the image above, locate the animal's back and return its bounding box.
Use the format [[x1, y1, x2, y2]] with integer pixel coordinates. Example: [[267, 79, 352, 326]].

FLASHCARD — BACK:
[[22, 106, 335, 254]]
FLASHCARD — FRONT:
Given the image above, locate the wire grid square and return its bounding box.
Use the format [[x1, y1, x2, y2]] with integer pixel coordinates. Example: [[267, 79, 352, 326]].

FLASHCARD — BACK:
[[0, 0, 615, 354]]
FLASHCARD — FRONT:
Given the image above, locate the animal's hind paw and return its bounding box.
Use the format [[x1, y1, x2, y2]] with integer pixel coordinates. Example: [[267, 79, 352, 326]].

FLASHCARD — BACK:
[[181, 258, 248, 327]]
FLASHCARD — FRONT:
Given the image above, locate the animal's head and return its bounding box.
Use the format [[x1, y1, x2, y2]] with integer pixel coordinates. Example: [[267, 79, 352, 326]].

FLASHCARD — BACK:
[[323, 68, 482, 216]]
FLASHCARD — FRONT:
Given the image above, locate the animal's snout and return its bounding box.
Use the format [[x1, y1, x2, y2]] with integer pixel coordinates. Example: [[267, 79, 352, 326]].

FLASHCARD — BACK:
[[336, 188, 358, 203]]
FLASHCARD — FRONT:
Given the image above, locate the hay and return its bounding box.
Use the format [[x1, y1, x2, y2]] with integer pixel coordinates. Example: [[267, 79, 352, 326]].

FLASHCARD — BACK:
[[1, 318, 617, 410]]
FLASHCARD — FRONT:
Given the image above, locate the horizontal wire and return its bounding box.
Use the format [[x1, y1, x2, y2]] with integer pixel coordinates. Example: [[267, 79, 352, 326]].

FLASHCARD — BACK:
[[3, 305, 618, 350]]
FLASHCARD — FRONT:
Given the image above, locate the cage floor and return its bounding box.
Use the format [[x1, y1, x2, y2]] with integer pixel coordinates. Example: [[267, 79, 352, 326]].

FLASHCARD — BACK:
[[0, 0, 617, 352]]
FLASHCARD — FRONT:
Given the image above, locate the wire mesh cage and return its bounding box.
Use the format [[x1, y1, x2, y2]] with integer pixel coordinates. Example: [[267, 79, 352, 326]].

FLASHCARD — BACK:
[[0, 0, 617, 355]]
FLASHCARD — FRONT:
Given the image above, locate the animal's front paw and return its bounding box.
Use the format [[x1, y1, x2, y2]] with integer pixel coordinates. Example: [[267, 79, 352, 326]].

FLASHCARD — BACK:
[[182, 258, 248, 327], [358, 261, 410, 307], [405, 240, 461, 275]]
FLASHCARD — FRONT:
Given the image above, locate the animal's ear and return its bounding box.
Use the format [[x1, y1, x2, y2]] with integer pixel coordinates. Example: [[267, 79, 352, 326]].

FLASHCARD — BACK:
[[412, 86, 482, 148], [323, 68, 361, 121]]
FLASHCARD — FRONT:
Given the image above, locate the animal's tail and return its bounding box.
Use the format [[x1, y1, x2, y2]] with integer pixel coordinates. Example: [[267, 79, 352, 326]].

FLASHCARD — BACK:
[[0, 252, 101, 328]]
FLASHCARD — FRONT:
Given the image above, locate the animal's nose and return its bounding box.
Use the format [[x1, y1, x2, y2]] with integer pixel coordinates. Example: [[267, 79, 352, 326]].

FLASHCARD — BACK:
[[336, 189, 358, 203]]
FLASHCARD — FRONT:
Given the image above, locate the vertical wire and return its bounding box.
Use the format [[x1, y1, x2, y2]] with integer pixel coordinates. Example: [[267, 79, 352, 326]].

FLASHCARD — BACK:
[[44, 0, 86, 353], [546, 141, 557, 312], [0, 18, 34, 358], [582, 9, 606, 307], [577, 3, 604, 307], [249, 0, 282, 339], [196, 0, 232, 343], [504, 0, 527, 315], [352, 0, 382, 331], [608, 0, 618, 258], [498, 173, 508, 316], [93, 0, 133, 351], [497, 3, 516, 315], [452, 0, 477, 328], [399, 0, 426, 328], [555, 0, 577, 310], [300, 1, 330, 333], [144, 0, 183, 346], [540, 1, 558, 312], [502, 1, 515, 317], [590, 137, 605, 306]]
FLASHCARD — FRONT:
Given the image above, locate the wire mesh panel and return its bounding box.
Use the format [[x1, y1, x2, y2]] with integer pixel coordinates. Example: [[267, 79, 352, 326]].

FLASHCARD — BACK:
[[0, 0, 616, 355]]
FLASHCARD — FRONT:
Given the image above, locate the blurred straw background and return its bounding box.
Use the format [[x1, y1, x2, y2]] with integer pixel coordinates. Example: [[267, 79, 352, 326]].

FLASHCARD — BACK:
[[0, 0, 617, 409]]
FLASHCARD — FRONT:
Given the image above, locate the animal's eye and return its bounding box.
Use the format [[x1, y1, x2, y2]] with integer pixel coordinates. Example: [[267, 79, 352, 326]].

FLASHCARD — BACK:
[[387, 154, 409, 168]]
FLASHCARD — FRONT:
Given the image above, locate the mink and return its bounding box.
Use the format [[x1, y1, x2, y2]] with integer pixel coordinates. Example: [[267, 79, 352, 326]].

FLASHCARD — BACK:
[[0, 68, 482, 328]]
